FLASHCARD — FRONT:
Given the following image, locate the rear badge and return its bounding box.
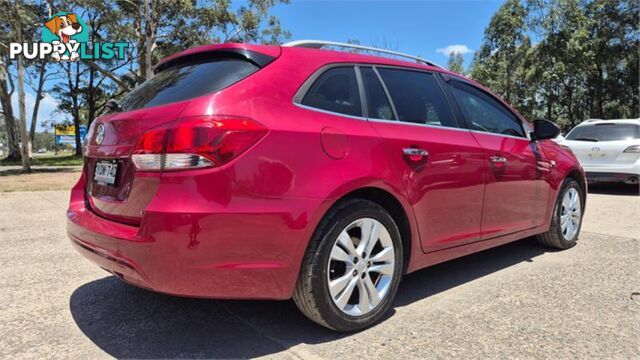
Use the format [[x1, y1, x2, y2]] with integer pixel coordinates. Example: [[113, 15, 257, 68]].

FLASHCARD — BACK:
[[96, 124, 105, 145]]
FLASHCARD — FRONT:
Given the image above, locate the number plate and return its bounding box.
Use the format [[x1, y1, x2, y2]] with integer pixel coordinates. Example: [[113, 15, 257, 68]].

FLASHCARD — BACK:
[[93, 160, 119, 186]]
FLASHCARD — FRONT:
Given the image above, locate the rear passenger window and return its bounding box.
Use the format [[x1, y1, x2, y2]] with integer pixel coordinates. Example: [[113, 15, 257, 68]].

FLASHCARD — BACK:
[[449, 82, 525, 138], [301, 67, 362, 117], [377, 68, 457, 128], [361, 67, 394, 120]]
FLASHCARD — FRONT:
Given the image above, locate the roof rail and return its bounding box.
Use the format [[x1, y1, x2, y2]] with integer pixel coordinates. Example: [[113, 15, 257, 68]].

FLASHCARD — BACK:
[[283, 40, 441, 68]]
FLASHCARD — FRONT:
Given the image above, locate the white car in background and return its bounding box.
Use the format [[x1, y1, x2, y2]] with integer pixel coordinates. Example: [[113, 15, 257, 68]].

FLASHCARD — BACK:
[[559, 119, 640, 185]]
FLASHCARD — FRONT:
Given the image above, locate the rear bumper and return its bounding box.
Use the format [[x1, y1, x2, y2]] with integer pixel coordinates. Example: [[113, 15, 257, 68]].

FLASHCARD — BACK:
[[583, 162, 639, 183], [582, 159, 639, 183], [585, 171, 639, 183], [66, 175, 328, 300]]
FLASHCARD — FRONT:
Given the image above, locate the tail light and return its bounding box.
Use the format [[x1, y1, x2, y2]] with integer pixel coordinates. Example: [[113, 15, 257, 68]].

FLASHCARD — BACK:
[[623, 145, 640, 153], [132, 116, 267, 171]]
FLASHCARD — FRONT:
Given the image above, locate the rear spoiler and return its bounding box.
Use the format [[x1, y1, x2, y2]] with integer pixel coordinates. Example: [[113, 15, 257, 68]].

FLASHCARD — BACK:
[[154, 44, 280, 74]]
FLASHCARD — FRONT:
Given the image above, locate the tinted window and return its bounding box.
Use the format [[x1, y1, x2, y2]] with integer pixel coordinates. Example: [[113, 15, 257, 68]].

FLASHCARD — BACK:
[[450, 82, 525, 137], [566, 123, 640, 141], [377, 68, 456, 127], [120, 59, 259, 111], [361, 67, 394, 120], [301, 67, 362, 117]]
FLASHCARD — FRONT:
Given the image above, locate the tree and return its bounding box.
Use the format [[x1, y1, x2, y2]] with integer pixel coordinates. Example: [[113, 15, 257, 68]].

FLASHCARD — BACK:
[[14, 0, 31, 172], [471, 0, 638, 130], [0, 54, 19, 161], [447, 52, 465, 74], [583, 0, 639, 119], [114, 0, 291, 84], [471, 0, 531, 114], [0, 0, 51, 162]]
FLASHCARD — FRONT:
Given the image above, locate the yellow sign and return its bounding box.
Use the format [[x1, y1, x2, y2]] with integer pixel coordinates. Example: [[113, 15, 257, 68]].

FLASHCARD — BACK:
[[55, 125, 76, 136]]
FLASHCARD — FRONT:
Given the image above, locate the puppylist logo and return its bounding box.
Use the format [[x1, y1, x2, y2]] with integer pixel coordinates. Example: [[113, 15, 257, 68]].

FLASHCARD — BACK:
[[9, 12, 128, 61]]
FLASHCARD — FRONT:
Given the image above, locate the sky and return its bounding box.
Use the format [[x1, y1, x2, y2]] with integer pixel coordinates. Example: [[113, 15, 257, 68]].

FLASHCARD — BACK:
[[13, 0, 504, 132]]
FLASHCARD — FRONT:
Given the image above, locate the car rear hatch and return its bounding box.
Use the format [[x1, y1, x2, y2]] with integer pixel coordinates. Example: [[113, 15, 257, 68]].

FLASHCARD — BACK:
[[563, 122, 640, 168], [84, 44, 280, 225]]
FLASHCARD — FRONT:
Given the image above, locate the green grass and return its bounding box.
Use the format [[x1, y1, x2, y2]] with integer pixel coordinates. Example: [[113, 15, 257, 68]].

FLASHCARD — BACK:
[[0, 153, 83, 167]]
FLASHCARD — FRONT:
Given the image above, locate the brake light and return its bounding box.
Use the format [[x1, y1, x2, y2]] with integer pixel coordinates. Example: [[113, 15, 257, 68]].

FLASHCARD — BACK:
[[132, 116, 267, 171], [623, 145, 640, 153]]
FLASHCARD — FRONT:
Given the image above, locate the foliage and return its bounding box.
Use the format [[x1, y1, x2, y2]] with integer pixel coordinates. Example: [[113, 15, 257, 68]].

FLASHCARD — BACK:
[[471, 0, 639, 130], [447, 52, 465, 75]]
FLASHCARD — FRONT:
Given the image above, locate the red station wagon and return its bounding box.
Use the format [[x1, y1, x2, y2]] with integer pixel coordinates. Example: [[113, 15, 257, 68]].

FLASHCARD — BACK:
[[67, 40, 586, 331]]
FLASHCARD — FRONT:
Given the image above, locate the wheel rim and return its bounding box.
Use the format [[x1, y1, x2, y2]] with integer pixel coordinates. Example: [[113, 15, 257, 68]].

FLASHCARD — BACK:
[[327, 218, 395, 316], [560, 188, 581, 241]]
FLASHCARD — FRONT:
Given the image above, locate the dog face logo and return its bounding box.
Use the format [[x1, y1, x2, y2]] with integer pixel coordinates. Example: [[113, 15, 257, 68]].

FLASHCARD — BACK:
[[44, 14, 82, 43], [8, 11, 129, 62], [42, 12, 89, 61]]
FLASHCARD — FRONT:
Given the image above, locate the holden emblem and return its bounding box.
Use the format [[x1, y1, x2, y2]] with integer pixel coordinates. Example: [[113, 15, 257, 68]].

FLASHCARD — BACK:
[[96, 124, 105, 145]]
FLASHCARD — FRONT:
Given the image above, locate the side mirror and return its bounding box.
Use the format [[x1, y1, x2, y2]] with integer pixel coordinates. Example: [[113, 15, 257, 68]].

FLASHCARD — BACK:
[[532, 119, 561, 141]]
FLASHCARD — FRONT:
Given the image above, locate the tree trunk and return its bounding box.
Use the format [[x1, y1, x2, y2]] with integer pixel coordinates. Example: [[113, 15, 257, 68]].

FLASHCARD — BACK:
[[138, 0, 158, 82], [144, 0, 154, 80], [134, 15, 145, 82], [29, 62, 47, 143], [0, 56, 20, 161], [15, 1, 30, 172], [87, 64, 96, 127], [73, 62, 82, 156]]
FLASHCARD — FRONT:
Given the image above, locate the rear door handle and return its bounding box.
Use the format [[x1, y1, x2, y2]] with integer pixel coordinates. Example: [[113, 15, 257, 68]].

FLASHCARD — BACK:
[[403, 148, 429, 162], [403, 148, 429, 157], [489, 156, 507, 164]]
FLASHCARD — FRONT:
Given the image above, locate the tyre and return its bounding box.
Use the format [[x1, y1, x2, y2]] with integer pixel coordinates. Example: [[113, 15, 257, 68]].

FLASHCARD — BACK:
[[293, 199, 404, 331], [537, 178, 584, 249]]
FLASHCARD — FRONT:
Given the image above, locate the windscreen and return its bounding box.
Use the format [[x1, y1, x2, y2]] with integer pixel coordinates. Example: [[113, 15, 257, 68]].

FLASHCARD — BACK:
[[119, 59, 259, 111], [565, 123, 640, 142]]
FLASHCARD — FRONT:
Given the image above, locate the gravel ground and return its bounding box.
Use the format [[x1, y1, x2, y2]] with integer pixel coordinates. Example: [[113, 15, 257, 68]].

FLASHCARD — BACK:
[[0, 186, 638, 359]]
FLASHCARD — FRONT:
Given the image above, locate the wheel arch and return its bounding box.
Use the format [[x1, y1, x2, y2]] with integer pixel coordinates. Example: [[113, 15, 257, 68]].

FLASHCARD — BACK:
[[332, 186, 414, 274], [565, 168, 587, 208]]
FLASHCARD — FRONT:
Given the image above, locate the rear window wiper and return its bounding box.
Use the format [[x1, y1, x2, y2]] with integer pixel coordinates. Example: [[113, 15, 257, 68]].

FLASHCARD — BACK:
[[573, 137, 599, 142]]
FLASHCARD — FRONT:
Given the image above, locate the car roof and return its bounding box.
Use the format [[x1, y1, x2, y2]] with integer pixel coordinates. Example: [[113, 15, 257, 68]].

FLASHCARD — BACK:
[[154, 42, 526, 121], [576, 119, 640, 127], [157, 42, 466, 78]]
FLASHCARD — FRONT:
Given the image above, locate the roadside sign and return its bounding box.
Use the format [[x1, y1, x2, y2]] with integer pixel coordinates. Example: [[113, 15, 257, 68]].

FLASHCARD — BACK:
[[55, 125, 87, 147]]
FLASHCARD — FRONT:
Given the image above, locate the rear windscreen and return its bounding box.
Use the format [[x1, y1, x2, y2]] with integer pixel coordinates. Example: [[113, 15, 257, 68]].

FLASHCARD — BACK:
[[119, 59, 259, 111], [565, 123, 640, 141]]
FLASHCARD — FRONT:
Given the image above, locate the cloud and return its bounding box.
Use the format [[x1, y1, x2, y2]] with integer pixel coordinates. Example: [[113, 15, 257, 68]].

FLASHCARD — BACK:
[[436, 44, 473, 57]]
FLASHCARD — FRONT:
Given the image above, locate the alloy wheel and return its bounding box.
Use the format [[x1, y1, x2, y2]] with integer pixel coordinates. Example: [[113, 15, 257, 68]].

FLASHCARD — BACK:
[[560, 188, 581, 241], [326, 218, 395, 316]]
